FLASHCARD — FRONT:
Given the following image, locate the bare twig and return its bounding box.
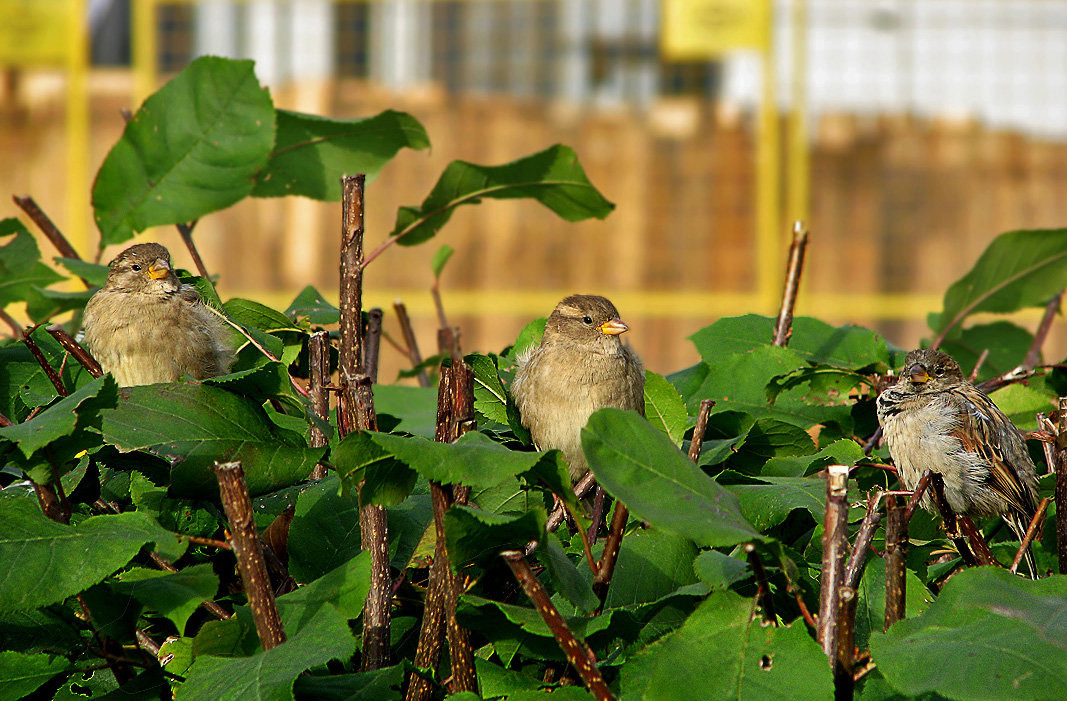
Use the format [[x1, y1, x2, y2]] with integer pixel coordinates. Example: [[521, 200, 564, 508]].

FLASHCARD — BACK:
[[214, 461, 286, 650], [0, 308, 22, 338], [745, 543, 778, 626], [1056, 397, 1067, 574], [902, 470, 932, 524], [687, 399, 715, 462], [394, 300, 429, 387], [545, 472, 598, 534], [968, 349, 990, 383], [1037, 412, 1057, 474], [1011, 497, 1050, 575], [47, 326, 102, 377], [861, 427, 882, 457], [586, 486, 606, 545], [365, 308, 384, 384], [500, 550, 616, 701], [12, 195, 83, 262], [1024, 290, 1063, 371], [21, 329, 67, 396], [818, 465, 849, 658], [957, 515, 997, 567], [176, 220, 211, 280], [883, 497, 906, 630], [592, 501, 629, 610], [834, 585, 856, 701], [772, 221, 809, 347], [844, 492, 884, 589], [308, 331, 331, 480]]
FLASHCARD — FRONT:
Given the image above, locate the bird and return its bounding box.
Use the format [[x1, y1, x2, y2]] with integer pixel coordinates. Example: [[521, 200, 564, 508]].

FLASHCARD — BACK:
[[511, 294, 645, 483], [876, 348, 1040, 576], [82, 243, 233, 387]]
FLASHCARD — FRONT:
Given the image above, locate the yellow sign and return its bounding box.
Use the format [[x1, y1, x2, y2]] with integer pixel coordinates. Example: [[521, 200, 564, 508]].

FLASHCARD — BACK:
[[661, 0, 772, 59], [0, 0, 76, 66]]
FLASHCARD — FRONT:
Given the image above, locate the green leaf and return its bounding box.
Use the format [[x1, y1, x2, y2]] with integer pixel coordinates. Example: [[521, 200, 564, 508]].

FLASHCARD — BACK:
[[374, 385, 439, 439], [293, 663, 405, 701], [934, 228, 1067, 337], [0, 650, 73, 699], [176, 604, 356, 701], [391, 144, 614, 247], [620, 589, 832, 700], [276, 550, 371, 631], [55, 257, 108, 286], [370, 430, 547, 489], [92, 56, 275, 246], [761, 437, 867, 477], [99, 383, 326, 498], [643, 370, 688, 447], [332, 430, 414, 505], [467, 352, 529, 440], [601, 529, 700, 609], [853, 557, 933, 651], [989, 376, 1055, 431], [224, 298, 302, 333], [0, 499, 183, 612], [112, 564, 218, 634], [0, 218, 66, 310], [252, 109, 429, 199], [581, 408, 760, 548], [693, 550, 752, 589], [727, 474, 852, 531], [432, 244, 454, 278], [538, 534, 599, 614], [286, 477, 361, 582], [937, 321, 1035, 384], [444, 506, 545, 571], [871, 568, 1067, 700], [0, 375, 116, 458], [507, 317, 546, 360], [284, 285, 340, 325]]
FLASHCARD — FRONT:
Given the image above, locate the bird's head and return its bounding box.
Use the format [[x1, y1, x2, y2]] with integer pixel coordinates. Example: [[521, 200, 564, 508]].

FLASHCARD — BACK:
[[104, 243, 181, 295], [900, 348, 964, 394], [544, 294, 630, 354]]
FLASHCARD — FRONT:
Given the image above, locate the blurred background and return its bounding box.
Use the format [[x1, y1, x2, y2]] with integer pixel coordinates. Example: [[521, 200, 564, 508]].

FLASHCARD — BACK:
[[3, 0, 1067, 380]]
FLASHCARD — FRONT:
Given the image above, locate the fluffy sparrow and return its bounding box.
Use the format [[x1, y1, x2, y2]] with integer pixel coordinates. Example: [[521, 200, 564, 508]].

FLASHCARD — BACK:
[[83, 243, 233, 386], [876, 349, 1040, 574], [511, 294, 645, 483]]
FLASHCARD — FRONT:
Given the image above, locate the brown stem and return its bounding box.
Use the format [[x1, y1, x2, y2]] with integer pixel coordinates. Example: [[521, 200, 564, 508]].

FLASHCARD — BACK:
[[175, 220, 211, 280], [844, 492, 884, 590], [47, 326, 102, 377], [586, 486, 606, 545], [861, 427, 883, 457], [545, 472, 598, 534], [745, 543, 778, 626], [592, 501, 629, 610], [135, 628, 161, 657], [834, 586, 856, 701], [431, 280, 449, 332], [1011, 497, 1050, 575], [883, 497, 907, 630], [772, 221, 809, 347], [1023, 290, 1063, 371], [22, 329, 67, 396], [394, 300, 429, 387], [957, 515, 997, 567], [406, 485, 451, 701], [307, 331, 331, 479], [34, 482, 67, 523], [500, 550, 616, 701], [0, 307, 22, 338], [180, 534, 232, 550], [902, 470, 932, 524], [0, 410, 12, 428], [818, 465, 849, 658], [968, 349, 990, 383], [214, 461, 286, 649], [687, 398, 716, 463], [928, 474, 978, 567], [364, 308, 384, 384], [12, 195, 83, 262], [1056, 397, 1067, 574]]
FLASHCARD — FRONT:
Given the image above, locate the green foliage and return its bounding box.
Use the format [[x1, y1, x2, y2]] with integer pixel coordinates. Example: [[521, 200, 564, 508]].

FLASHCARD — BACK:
[[2, 54, 1065, 701]]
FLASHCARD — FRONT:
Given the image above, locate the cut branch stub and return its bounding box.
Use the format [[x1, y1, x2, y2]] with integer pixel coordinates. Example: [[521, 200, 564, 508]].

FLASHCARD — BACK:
[[818, 464, 849, 659]]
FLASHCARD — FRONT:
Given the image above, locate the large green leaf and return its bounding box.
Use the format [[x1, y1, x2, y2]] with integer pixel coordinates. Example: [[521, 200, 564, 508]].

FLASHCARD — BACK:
[[112, 564, 218, 635], [0, 218, 65, 310], [92, 56, 275, 246], [369, 430, 546, 488], [937, 321, 1035, 384], [0, 650, 73, 699], [0, 499, 183, 612], [644, 370, 688, 447], [252, 109, 429, 199], [581, 409, 760, 548], [620, 589, 832, 700], [933, 228, 1067, 337], [444, 506, 545, 571], [390, 144, 614, 247], [99, 383, 325, 497], [601, 529, 700, 609], [0, 375, 116, 459], [176, 604, 356, 701], [293, 663, 406, 701], [871, 568, 1067, 700]]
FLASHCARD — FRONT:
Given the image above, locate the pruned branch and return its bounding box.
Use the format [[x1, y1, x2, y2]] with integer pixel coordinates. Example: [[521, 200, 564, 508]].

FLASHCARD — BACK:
[[772, 221, 809, 347], [307, 330, 331, 479], [834, 586, 857, 701], [592, 501, 629, 611], [394, 300, 429, 387], [1011, 497, 1050, 575], [883, 496, 907, 630], [47, 326, 102, 377], [745, 543, 778, 626], [687, 398, 715, 462], [818, 465, 849, 658], [844, 492, 884, 590]]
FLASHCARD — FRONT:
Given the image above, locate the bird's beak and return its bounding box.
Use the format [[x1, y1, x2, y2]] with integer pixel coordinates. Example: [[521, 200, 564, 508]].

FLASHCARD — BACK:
[[148, 259, 171, 280], [599, 318, 629, 336], [907, 363, 930, 385]]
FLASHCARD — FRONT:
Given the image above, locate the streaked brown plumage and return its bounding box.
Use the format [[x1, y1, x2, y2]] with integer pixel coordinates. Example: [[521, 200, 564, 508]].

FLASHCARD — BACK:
[[876, 349, 1040, 575], [511, 294, 645, 482], [83, 243, 233, 386]]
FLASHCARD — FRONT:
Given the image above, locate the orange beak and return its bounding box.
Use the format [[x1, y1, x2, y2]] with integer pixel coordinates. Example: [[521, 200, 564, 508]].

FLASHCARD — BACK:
[[148, 259, 171, 280], [907, 363, 930, 385], [599, 318, 628, 336]]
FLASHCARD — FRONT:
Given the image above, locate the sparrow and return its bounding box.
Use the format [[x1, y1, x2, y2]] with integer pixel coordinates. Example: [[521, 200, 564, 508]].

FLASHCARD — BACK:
[[511, 294, 645, 483], [876, 349, 1040, 575], [82, 243, 233, 386]]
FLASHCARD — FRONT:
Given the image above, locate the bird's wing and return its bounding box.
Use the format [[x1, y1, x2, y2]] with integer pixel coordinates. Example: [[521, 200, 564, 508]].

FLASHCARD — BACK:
[[949, 387, 1037, 517]]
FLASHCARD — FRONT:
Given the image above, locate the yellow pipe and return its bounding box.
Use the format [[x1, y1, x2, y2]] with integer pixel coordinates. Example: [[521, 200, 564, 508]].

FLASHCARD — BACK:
[[65, 0, 90, 257], [755, 0, 781, 314], [787, 0, 809, 227], [132, 0, 159, 107]]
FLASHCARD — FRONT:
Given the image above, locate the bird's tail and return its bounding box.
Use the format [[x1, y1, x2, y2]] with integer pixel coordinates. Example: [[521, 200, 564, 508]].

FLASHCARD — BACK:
[[1006, 513, 1038, 579]]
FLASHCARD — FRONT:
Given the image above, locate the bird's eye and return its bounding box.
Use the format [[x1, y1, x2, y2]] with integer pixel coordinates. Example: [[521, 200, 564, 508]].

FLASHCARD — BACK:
[[582, 316, 593, 325], [131, 264, 142, 271]]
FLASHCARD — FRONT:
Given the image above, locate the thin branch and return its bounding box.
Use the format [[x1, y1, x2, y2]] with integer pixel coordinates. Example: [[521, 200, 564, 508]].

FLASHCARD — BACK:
[[968, 349, 990, 383], [1056, 397, 1067, 574], [928, 474, 978, 567], [179, 534, 231, 550], [394, 300, 430, 387], [592, 501, 629, 610], [834, 586, 857, 701], [957, 515, 997, 567], [883, 497, 907, 630], [214, 461, 286, 650], [687, 399, 716, 462], [1023, 289, 1063, 371], [745, 544, 778, 626], [586, 486, 606, 546], [175, 220, 211, 280], [818, 465, 849, 658], [47, 326, 102, 377], [1010, 497, 1050, 575], [861, 427, 882, 457], [500, 550, 616, 701], [545, 472, 598, 534], [772, 221, 809, 347], [22, 328, 67, 396], [364, 308, 384, 384], [844, 492, 884, 590], [12, 195, 84, 262], [0, 307, 22, 338], [902, 470, 932, 524], [308, 331, 331, 479]]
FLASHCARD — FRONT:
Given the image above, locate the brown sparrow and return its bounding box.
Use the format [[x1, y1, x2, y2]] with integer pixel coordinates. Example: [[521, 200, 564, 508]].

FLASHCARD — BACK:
[[83, 243, 233, 386], [511, 294, 645, 483], [876, 349, 1040, 574]]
